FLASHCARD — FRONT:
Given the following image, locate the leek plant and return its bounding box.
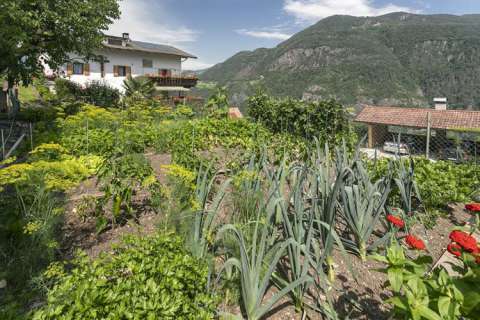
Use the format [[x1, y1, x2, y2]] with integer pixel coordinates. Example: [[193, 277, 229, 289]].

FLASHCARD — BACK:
[[186, 165, 231, 259], [308, 142, 347, 281], [217, 186, 310, 320], [394, 157, 421, 218], [232, 156, 264, 224], [275, 165, 314, 314], [339, 160, 391, 261]]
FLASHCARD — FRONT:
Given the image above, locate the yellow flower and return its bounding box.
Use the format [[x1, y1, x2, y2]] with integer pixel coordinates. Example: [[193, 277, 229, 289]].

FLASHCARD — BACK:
[[23, 221, 41, 235]]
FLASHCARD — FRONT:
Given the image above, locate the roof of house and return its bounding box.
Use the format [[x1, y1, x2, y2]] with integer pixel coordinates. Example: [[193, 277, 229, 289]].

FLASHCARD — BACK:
[[102, 36, 197, 59], [355, 105, 480, 130]]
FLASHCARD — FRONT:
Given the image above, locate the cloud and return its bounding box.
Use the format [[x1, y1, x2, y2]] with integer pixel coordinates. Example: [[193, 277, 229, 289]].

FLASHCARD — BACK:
[[182, 59, 214, 71], [236, 29, 292, 40], [284, 0, 417, 22], [109, 0, 198, 44]]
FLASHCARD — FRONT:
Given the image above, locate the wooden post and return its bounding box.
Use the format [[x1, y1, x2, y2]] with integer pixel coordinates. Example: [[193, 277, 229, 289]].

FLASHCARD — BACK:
[[368, 125, 374, 148], [1, 129, 5, 159], [426, 112, 431, 159]]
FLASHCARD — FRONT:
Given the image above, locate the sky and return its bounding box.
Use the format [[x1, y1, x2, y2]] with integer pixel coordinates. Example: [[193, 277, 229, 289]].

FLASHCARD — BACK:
[[109, 0, 480, 70]]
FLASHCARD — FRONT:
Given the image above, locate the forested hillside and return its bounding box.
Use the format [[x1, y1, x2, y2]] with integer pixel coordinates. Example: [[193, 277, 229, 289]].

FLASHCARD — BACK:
[[202, 12, 480, 108]]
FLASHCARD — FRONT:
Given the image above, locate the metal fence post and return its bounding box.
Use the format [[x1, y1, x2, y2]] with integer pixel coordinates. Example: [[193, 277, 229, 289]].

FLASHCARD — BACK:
[[426, 112, 431, 159]]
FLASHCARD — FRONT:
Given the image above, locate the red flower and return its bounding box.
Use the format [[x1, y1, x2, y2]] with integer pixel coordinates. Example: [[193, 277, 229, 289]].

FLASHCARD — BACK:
[[465, 203, 480, 213], [405, 235, 426, 250], [447, 243, 462, 257], [386, 214, 405, 229], [449, 231, 478, 253]]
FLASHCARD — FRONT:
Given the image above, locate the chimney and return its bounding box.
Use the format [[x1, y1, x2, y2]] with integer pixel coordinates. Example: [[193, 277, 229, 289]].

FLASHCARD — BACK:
[[434, 97, 447, 110], [122, 33, 130, 46]]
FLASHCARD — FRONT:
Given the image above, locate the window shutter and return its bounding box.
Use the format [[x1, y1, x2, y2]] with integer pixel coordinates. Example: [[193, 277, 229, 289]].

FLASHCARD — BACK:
[[113, 65, 119, 77], [67, 63, 73, 76], [83, 63, 90, 76], [126, 66, 132, 77]]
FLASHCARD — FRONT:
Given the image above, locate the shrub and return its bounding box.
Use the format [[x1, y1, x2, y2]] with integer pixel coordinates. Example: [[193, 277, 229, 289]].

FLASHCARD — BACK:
[[32, 234, 218, 319], [55, 79, 120, 108], [368, 158, 480, 210], [248, 92, 356, 147]]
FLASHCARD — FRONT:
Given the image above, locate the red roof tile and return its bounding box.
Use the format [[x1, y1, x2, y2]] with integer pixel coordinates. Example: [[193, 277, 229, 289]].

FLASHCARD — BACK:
[[355, 106, 480, 130]]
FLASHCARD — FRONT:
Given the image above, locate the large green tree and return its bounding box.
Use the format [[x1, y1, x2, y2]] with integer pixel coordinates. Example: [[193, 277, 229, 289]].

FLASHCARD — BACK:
[[0, 0, 120, 87]]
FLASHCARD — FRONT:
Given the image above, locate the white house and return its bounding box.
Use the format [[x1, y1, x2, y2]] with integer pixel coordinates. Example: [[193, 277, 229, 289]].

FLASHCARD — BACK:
[[49, 33, 198, 93]]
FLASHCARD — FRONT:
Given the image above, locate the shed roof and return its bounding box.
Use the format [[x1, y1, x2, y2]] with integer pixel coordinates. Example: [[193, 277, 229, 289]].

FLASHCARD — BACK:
[[355, 106, 480, 130], [103, 36, 197, 59]]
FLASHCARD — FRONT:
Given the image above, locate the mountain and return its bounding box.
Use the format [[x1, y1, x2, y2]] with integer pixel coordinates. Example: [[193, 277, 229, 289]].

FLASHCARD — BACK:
[[201, 12, 480, 108]]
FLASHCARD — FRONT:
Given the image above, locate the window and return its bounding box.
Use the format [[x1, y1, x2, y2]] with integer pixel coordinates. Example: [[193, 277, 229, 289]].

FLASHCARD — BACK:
[[114, 65, 131, 77], [142, 59, 153, 68], [118, 66, 127, 77], [73, 63, 84, 75]]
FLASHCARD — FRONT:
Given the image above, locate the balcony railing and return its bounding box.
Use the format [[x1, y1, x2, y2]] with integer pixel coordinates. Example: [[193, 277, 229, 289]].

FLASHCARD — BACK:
[[146, 73, 198, 89]]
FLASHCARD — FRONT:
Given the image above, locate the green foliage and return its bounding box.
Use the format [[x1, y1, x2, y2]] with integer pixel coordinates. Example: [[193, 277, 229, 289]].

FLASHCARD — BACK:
[[55, 79, 120, 107], [32, 234, 218, 319], [205, 86, 229, 118], [0, 0, 120, 85], [123, 75, 155, 99], [166, 117, 306, 169], [248, 92, 355, 147], [372, 240, 480, 320], [340, 159, 391, 260], [369, 158, 480, 210], [0, 185, 62, 291], [96, 153, 156, 227], [0, 155, 101, 192]]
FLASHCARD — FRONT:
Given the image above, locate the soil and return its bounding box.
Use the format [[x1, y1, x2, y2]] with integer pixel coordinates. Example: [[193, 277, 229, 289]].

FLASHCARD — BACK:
[[58, 152, 475, 319], [60, 153, 171, 259]]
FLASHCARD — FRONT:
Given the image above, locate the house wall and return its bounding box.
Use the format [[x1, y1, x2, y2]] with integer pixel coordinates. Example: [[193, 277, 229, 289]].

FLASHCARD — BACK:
[[61, 49, 182, 92]]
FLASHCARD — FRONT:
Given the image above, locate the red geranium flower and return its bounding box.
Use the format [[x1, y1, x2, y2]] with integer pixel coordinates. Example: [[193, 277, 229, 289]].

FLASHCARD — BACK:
[[447, 243, 462, 257], [449, 231, 478, 253], [405, 235, 426, 250], [465, 203, 480, 213], [386, 214, 405, 229]]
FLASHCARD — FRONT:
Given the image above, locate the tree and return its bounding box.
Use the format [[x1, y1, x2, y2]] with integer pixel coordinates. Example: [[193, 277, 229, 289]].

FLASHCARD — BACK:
[[123, 76, 155, 99], [0, 0, 120, 87]]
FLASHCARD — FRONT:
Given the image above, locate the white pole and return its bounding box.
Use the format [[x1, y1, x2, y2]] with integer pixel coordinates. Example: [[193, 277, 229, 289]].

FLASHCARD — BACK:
[[29, 122, 33, 151]]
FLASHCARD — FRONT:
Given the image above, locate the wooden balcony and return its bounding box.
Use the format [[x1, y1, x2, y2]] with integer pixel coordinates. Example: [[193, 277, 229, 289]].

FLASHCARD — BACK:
[[147, 75, 198, 89]]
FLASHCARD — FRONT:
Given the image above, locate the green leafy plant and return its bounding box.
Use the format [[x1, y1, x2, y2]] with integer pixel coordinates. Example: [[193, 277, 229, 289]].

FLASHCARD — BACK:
[[32, 234, 218, 319], [123, 75, 155, 100], [185, 166, 231, 259], [372, 238, 480, 320], [217, 214, 310, 320], [394, 157, 422, 216], [340, 159, 391, 260], [96, 153, 156, 227]]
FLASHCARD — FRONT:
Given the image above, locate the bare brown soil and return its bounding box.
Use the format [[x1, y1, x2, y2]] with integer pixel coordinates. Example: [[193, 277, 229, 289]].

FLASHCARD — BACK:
[[59, 152, 474, 319]]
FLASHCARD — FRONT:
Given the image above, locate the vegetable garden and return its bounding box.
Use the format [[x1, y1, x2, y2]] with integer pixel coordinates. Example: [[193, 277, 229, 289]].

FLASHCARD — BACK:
[[1, 82, 480, 319]]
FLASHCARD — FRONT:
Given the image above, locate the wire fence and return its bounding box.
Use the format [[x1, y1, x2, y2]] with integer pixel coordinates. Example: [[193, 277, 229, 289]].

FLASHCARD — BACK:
[[356, 122, 480, 164]]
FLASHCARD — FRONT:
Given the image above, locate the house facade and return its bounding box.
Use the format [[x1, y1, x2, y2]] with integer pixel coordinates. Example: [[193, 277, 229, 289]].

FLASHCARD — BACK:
[[48, 33, 198, 93]]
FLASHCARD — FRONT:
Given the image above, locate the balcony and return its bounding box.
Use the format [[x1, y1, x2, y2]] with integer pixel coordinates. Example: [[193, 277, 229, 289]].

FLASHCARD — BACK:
[[147, 73, 198, 89]]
